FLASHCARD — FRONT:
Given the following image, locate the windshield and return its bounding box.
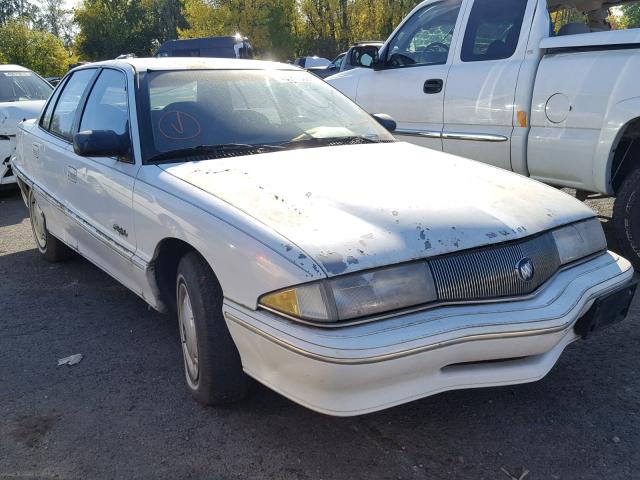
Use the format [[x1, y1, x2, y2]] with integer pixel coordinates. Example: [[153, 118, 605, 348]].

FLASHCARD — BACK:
[[0, 71, 52, 102], [138, 69, 394, 162]]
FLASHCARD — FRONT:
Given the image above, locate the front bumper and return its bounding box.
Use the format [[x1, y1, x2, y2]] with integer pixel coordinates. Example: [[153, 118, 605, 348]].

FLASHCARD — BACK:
[[224, 252, 634, 416]]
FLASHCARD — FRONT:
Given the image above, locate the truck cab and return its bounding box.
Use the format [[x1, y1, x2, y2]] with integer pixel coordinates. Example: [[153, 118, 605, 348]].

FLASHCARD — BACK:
[[327, 0, 640, 270]]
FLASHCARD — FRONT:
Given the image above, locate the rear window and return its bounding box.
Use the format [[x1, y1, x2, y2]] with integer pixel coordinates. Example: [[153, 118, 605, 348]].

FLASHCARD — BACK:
[[461, 0, 528, 62]]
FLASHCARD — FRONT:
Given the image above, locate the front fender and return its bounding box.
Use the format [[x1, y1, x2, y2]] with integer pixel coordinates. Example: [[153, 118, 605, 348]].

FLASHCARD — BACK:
[[595, 96, 640, 195]]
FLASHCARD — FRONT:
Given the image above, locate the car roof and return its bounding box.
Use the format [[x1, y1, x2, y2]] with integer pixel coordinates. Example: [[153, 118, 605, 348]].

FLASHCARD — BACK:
[[77, 57, 300, 73], [0, 64, 31, 72]]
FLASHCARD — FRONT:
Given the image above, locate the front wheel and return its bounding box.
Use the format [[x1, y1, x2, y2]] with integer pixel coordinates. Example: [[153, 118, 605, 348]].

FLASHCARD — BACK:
[[28, 189, 74, 263], [613, 168, 640, 271], [176, 251, 250, 405]]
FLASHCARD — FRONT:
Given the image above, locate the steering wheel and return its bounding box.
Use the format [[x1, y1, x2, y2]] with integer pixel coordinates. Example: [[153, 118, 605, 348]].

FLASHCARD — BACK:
[[388, 53, 417, 67], [424, 42, 450, 53]]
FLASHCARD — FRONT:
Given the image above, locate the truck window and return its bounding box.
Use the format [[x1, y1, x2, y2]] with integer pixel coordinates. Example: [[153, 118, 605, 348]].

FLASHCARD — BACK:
[[461, 0, 527, 62], [385, 0, 462, 68]]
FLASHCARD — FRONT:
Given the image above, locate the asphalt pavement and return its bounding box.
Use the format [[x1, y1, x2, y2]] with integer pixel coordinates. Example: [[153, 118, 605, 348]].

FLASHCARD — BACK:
[[1, 187, 638, 480]]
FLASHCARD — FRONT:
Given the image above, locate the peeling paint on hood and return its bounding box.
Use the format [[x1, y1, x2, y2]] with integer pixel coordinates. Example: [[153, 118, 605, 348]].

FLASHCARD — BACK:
[[0, 100, 46, 136], [160, 142, 596, 277]]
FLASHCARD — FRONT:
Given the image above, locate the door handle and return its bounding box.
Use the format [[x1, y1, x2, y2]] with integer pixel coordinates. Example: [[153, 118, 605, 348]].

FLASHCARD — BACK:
[[424, 79, 444, 94], [66, 165, 77, 183]]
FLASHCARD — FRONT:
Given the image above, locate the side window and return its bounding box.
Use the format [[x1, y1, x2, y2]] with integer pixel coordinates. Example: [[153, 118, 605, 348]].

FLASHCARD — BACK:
[[461, 0, 528, 62], [385, 0, 462, 68], [40, 77, 68, 130], [80, 69, 128, 135], [50, 69, 95, 140], [334, 54, 345, 69]]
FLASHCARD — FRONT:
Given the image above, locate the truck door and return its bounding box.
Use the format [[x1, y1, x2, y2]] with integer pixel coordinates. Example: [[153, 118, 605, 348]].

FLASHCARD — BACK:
[[355, 0, 465, 151], [443, 0, 532, 169]]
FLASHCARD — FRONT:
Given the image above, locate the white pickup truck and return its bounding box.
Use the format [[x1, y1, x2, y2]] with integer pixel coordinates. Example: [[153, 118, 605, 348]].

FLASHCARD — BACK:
[[327, 0, 640, 270]]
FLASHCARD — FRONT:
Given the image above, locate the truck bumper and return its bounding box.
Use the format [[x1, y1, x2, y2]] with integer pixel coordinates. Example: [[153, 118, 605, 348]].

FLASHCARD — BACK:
[[224, 252, 634, 417]]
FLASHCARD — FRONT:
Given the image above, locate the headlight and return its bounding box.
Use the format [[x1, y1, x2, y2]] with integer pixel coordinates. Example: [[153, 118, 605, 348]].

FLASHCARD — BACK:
[[552, 218, 606, 265], [260, 262, 437, 323]]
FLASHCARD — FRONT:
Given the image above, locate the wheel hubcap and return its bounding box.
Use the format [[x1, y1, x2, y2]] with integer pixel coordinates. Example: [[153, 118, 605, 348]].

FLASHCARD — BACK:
[[178, 281, 199, 386], [30, 196, 47, 250]]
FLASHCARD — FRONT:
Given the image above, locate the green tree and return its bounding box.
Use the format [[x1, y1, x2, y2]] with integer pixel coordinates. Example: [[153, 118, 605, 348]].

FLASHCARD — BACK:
[[0, 0, 39, 25], [180, 0, 297, 59], [621, 3, 640, 28], [0, 19, 70, 76], [74, 0, 156, 60]]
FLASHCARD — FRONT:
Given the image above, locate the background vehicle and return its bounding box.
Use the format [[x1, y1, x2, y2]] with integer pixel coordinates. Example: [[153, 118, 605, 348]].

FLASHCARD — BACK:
[[310, 42, 384, 79], [327, 0, 640, 270], [307, 53, 347, 78], [0, 65, 52, 188], [157, 35, 253, 59], [45, 77, 61, 86], [293, 56, 331, 68]]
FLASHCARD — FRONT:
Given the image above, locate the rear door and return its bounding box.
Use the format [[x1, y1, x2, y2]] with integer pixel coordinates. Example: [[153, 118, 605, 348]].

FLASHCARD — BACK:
[[443, 0, 533, 169], [355, 0, 465, 151], [32, 69, 98, 248]]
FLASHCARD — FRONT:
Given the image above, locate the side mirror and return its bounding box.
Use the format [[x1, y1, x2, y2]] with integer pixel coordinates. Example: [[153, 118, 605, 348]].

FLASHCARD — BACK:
[[327, 63, 337, 70], [350, 45, 380, 69], [73, 130, 131, 159], [372, 113, 396, 133]]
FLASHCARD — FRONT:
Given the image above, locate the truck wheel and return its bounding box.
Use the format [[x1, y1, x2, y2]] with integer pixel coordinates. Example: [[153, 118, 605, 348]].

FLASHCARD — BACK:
[[613, 168, 640, 271], [176, 251, 250, 406], [28, 189, 74, 263]]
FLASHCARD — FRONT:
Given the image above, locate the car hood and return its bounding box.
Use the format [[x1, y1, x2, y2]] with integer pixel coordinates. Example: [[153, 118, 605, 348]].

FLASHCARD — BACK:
[[160, 142, 595, 277], [0, 100, 46, 136]]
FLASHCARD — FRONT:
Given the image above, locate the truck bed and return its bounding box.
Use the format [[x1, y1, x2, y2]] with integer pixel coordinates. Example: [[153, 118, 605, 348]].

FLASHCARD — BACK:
[[541, 28, 640, 52]]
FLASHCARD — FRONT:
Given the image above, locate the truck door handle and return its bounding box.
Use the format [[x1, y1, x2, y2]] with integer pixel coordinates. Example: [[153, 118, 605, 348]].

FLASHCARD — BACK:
[[424, 79, 443, 94]]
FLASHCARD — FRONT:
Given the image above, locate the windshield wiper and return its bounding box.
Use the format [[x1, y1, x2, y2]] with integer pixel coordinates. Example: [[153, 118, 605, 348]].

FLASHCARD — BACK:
[[276, 136, 384, 149], [148, 143, 285, 164]]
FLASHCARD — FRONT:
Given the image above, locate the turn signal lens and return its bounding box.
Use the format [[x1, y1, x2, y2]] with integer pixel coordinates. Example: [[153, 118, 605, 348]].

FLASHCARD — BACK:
[[261, 283, 331, 322]]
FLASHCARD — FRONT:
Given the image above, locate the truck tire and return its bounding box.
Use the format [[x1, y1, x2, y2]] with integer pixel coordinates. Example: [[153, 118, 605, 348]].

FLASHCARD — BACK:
[[175, 251, 250, 406], [28, 189, 74, 263], [613, 167, 640, 271]]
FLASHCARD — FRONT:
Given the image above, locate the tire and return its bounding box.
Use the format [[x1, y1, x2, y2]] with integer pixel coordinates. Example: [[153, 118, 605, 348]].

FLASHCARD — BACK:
[[176, 251, 250, 405], [613, 167, 640, 272], [28, 189, 74, 263]]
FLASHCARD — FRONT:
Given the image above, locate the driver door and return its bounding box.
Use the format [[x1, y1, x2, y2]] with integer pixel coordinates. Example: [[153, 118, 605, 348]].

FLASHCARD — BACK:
[[356, 0, 465, 151]]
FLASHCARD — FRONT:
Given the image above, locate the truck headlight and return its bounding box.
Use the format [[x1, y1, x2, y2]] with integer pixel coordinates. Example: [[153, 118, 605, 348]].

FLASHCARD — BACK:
[[260, 262, 437, 323], [552, 218, 607, 265]]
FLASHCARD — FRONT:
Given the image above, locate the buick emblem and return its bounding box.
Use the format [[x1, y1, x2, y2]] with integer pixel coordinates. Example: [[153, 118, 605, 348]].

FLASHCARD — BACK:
[[516, 258, 535, 282]]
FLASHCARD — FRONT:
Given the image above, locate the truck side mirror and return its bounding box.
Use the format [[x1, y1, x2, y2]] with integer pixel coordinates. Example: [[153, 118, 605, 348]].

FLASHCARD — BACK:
[[350, 45, 380, 69]]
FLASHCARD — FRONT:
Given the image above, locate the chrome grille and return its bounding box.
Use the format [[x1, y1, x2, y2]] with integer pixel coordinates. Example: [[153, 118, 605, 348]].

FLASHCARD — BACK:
[[429, 233, 561, 301]]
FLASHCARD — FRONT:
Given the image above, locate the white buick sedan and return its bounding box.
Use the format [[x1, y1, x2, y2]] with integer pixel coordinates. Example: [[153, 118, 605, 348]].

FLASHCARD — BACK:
[[12, 58, 636, 416]]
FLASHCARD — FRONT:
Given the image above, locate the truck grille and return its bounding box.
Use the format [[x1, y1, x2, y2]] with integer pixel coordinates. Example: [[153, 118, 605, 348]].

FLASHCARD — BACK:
[[430, 233, 561, 301]]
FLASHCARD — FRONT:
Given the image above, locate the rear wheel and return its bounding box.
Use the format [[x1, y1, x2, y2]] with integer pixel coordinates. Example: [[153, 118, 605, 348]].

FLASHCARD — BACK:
[[613, 168, 640, 271], [176, 251, 250, 405], [28, 189, 74, 263]]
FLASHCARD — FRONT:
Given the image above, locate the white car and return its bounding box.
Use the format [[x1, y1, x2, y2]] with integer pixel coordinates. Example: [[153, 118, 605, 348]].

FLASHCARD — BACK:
[[0, 65, 52, 188], [11, 58, 636, 416]]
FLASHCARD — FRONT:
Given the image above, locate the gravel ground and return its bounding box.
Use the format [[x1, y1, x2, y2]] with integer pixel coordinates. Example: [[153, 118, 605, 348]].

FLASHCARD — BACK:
[[0, 187, 638, 480]]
